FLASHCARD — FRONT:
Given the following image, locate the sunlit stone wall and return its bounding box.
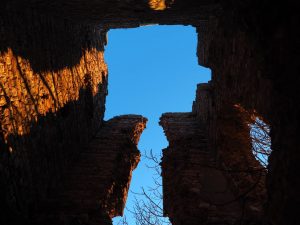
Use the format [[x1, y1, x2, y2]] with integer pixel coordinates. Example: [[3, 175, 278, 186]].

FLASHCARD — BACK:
[[0, 48, 107, 138], [0, 11, 108, 224]]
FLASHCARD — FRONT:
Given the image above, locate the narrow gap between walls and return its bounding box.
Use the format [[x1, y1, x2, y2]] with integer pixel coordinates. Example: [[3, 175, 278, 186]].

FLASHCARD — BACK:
[[103, 25, 211, 224]]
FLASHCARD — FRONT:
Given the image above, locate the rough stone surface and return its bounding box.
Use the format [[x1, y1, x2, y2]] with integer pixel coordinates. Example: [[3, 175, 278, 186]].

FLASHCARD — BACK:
[[1, 1, 299, 225], [161, 112, 242, 225], [161, 84, 266, 225], [197, 2, 299, 225], [0, 12, 109, 225], [35, 115, 147, 225]]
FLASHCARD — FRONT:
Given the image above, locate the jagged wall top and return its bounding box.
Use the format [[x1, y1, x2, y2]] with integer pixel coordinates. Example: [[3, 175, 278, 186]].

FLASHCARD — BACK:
[[3, 0, 220, 25]]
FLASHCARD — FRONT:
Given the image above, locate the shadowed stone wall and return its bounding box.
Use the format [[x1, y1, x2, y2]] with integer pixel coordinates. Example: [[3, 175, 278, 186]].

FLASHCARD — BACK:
[[1, 1, 299, 225], [35, 115, 147, 225], [0, 10, 108, 225], [161, 84, 266, 225], [196, 2, 299, 224]]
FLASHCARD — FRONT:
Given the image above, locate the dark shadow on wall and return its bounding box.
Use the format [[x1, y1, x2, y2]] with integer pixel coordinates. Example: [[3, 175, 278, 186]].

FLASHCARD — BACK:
[[0, 83, 106, 225], [0, 8, 106, 73], [0, 1, 220, 74], [1, 1, 299, 225]]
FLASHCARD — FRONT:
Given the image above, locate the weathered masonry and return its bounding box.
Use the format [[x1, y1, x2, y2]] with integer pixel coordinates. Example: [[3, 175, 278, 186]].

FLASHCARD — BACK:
[[161, 84, 266, 225], [0, 1, 299, 225]]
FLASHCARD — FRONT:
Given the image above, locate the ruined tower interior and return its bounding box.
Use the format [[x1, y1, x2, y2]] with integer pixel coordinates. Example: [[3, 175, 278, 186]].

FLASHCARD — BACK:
[[0, 0, 299, 225]]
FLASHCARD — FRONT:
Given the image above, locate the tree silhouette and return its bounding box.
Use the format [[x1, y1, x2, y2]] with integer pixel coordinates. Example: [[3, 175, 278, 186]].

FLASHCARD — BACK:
[[117, 150, 170, 225]]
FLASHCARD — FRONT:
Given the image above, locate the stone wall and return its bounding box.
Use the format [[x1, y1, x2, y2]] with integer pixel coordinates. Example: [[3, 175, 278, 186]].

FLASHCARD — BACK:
[[0, 8, 149, 225], [161, 112, 242, 225], [1, 1, 299, 225], [196, 2, 300, 224], [214, 104, 266, 221], [34, 115, 147, 225], [161, 84, 266, 225], [0, 10, 108, 225]]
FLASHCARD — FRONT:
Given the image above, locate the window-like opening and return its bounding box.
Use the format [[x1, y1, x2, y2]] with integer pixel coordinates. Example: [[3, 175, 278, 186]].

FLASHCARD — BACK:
[[250, 117, 271, 168], [104, 25, 211, 224]]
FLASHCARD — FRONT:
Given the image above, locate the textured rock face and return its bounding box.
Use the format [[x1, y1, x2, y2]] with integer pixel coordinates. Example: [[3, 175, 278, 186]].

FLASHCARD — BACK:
[[0, 9, 148, 224], [35, 115, 147, 225], [160, 84, 266, 225], [1, 1, 299, 225], [161, 113, 242, 225], [0, 11, 109, 225], [196, 2, 299, 225], [3, 0, 218, 24]]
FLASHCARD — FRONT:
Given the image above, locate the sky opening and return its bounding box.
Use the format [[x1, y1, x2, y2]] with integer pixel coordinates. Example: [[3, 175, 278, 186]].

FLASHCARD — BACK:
[[250, 118, 271, 168], [104, 25, 211, 224]]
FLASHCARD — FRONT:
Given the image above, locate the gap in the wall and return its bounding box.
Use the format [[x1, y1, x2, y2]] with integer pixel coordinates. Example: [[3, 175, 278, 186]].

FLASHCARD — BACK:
[[103, 25, 211, 224], [250, 117, 271, 168]]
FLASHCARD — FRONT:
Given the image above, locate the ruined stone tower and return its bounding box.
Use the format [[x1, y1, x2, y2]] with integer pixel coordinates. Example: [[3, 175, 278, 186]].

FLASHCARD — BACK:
[[0, 1, 299, 225]]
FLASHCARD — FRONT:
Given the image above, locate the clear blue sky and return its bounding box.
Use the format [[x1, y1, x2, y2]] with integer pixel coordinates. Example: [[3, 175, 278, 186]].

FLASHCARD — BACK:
[[104, 25, 211, 224]]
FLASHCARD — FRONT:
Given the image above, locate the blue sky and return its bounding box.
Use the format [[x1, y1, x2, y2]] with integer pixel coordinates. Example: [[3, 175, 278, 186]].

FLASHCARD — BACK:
[[104, 25, 211, 224]]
